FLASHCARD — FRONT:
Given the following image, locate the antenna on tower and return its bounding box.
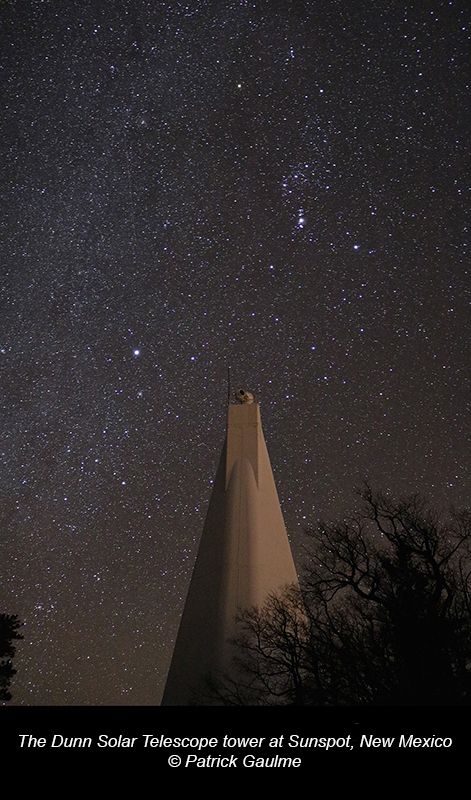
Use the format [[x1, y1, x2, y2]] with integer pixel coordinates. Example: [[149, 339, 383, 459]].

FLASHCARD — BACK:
[[227, 366, 231, 404]]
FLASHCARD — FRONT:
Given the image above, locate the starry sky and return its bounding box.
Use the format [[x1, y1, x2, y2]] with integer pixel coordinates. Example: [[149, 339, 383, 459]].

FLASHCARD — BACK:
[[1, 0, 470, 706]]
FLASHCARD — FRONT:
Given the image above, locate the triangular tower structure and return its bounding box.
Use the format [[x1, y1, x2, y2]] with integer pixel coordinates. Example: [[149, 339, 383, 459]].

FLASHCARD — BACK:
[[161, 388, 299, 705]]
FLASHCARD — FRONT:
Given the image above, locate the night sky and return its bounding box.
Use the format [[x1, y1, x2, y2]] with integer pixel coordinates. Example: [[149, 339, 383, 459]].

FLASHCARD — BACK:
[[1, 0, 470, 706]]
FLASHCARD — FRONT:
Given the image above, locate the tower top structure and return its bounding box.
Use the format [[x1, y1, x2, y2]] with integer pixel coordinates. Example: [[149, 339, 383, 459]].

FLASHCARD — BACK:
[[161, 390, 299, 705]]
